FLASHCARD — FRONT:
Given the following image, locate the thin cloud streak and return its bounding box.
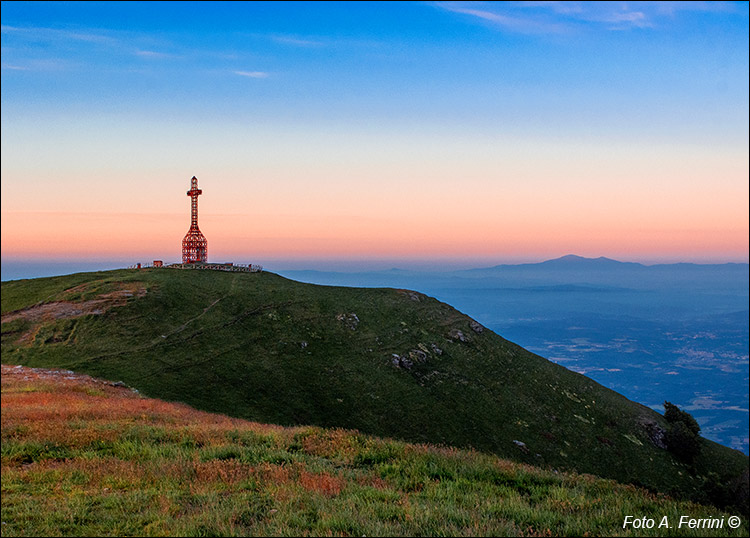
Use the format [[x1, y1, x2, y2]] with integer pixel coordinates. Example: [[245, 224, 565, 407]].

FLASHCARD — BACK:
[[434, 1, 741, 33], [234, 70, 269, 78], [247, 31, 386, 51], [135, 50, 176, 59], [0, 24, 116, 44], [435, 3, 569, 34], [271, 34, 326, 47], [0, 58, 71, 71]]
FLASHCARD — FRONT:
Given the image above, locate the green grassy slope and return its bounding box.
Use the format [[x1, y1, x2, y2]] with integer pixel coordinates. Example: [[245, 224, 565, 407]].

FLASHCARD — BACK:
[[1, 268, 747, 509], [2, 365, 746, 537]]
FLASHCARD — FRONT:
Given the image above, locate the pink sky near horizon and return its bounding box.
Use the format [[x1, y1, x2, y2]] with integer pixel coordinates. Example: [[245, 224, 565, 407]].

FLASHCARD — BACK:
[[2, 197, 747, 265], [2, 134, 748, 265]]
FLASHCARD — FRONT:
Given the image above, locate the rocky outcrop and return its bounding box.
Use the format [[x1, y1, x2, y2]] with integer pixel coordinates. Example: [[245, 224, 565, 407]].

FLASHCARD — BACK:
[[640, 419, 667, 449], [470, 320, 484, 334], [398, 290, 423, 302], [448, 329, 468, 343], [390, 344, 443, 371], [391, 349, 429, 370], [336, 312, 360, 330]]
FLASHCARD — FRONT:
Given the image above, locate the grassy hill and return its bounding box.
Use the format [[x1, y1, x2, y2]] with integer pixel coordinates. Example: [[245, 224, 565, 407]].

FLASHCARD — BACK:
[[1, 268, 747, 511], [2, 364, 746, 537]]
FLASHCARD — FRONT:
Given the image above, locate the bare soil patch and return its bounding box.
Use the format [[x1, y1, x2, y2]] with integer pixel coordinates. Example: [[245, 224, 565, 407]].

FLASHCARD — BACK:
[[1, 282, 146, 325], [1, 363, 136, 394]]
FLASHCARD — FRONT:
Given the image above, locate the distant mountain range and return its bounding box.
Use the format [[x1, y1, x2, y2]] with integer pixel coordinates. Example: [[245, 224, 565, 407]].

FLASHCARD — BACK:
[[276, 255, 749, 292], [476, 254, 748, 271], [514, 254, 644, 268]]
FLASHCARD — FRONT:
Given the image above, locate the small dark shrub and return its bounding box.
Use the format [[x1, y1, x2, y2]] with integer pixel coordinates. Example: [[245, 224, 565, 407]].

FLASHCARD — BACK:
[[664, 421, 701, 463], [663, 401, 700, 436]]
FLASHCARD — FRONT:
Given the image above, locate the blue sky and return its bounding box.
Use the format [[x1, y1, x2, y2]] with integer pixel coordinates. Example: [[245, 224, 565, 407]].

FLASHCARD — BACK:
[[2, 1, 748, 267], [3, 1, 747, 138]]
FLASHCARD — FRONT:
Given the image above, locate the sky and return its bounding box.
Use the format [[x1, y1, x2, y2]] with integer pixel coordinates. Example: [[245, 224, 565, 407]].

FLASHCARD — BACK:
[[2, 1, 748, 270]]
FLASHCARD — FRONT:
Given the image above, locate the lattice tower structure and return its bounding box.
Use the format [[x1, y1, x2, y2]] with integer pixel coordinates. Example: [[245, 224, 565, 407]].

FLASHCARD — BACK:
[[182, 176, 208, 264]]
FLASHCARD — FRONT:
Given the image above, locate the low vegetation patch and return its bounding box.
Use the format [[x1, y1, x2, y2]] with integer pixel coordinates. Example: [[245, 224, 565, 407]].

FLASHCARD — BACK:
[[2, 365, 746, 537]]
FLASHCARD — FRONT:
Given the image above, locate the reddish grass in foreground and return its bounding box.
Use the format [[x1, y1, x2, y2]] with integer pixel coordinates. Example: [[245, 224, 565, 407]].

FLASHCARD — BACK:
[[1, 364, 746, 537]]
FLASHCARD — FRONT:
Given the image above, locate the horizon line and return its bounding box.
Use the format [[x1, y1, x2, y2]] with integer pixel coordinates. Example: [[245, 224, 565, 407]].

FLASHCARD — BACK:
[[2, 253, 749, 268]]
